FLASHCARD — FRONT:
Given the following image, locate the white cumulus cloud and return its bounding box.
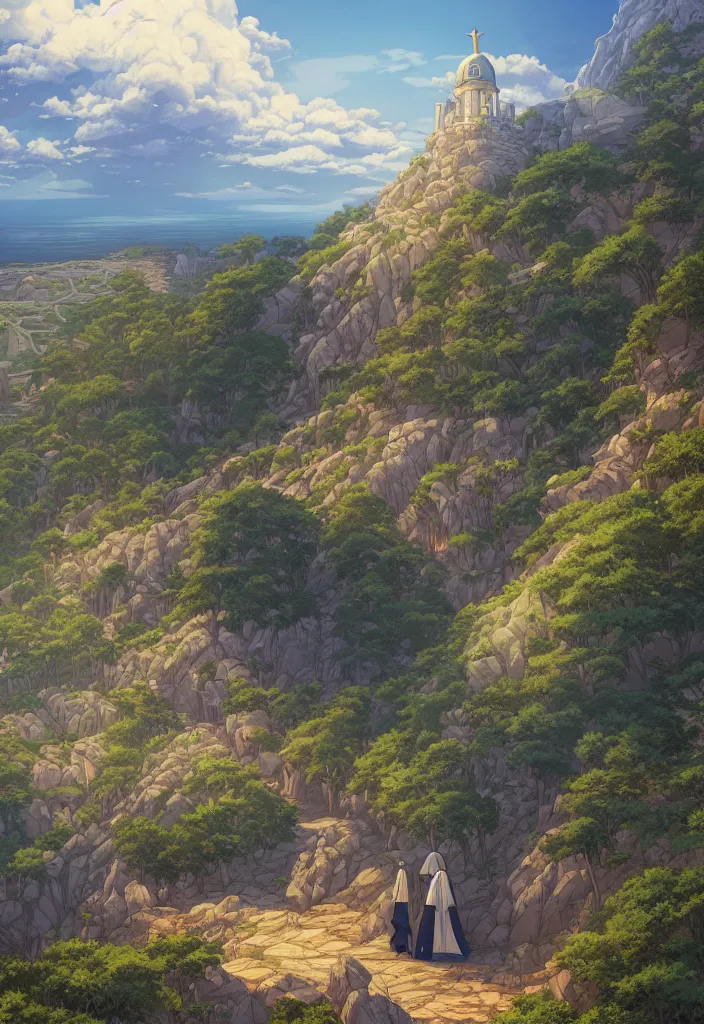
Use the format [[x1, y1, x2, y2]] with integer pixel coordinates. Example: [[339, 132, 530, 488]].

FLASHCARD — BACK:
[[0, 0, 409, 179], [25, 136, 64, 159], [0, 123, 20, 155]]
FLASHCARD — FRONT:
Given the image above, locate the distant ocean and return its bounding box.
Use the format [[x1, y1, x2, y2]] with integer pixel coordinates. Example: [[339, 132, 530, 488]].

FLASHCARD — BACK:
[[0, 200, 321, 265]]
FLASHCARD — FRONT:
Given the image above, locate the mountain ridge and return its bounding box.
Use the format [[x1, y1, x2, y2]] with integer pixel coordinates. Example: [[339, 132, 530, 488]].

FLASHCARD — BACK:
[[1, 7, 704, 1024]]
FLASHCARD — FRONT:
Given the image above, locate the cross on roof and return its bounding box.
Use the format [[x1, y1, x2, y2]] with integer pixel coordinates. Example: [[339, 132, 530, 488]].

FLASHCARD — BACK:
[[467, 27, 484, 55]]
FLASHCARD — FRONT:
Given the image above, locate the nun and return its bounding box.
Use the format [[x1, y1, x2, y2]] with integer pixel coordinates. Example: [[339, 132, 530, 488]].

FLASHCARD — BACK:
[[419, 851, 446, 889], [390, 860, 412, 954], [414, 869, 471, 962]]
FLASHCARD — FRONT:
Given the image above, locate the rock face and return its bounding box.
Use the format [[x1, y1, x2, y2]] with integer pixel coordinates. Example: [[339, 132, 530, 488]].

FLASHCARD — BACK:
[[576, 0, 704, 91], [328, 957, 414, 1024], [3, 11, 704, 1018], [279, 122, 528, 419], [522, 89, 646, 153], [4, 689, 118, 741]]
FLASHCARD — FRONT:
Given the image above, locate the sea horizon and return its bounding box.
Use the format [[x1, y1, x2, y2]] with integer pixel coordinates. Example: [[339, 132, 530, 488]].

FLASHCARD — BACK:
[[0, 199, 323, 265]]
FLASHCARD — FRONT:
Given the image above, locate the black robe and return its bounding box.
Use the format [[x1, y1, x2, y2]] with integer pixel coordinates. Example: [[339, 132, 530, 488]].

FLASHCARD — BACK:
[[390, 900, 412, 954]]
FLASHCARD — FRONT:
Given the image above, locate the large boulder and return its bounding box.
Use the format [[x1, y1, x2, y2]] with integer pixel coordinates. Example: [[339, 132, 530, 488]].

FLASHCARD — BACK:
[[328, 957, 413, 1024]]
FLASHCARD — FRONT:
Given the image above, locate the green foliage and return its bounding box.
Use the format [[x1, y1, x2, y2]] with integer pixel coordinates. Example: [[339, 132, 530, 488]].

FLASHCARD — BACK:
[[493, 992, 577, 1024], [0, 601, 111, 691], [596, 386, 646, 424], [90, 683, 184, 804], [354, 735, 498, 849], [215, 234, 266, 264], [0, 251, 295, 614], [96, 562, 129, 590], [512, 143, 623, 197], [272, 236, 309, 259], [442, 190, 507, 239], [298, 241, 353, 284], [610, 250, 704, 380], [616, 21, 704, 196], [174, 483, 319, 631], [282, 688, 371, 810], [413, 240, 471, 305], [313, 203, 374, 240], [269, 681, 323, 729], [113, 757, 297, 882], [643, 428, 704, 479], [410, 463, 463, 507], [573, 227, 663, 302], [321, 485, 451, 668], [221, 675, 273, 716], [104, 683, 183, 747], [632, 194, 696, 226], [498, 188, 579, 253], [552, 867, 704, 1024], [515, 107, 541, 127], [269, 998, 341, 1024], [0, 990, 103, 1022], [0, 936, 222, 1022], [7, 823, 75, 880]]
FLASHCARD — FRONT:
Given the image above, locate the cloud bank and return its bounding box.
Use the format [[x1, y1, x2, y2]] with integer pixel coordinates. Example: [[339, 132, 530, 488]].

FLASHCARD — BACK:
[[0, 0, 411, 178], [0, 1, 570, 205]]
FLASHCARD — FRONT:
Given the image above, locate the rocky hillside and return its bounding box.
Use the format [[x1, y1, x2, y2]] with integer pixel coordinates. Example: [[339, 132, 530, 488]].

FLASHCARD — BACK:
[[576, 0, 704, 89], [2, 6, 704, 1024]]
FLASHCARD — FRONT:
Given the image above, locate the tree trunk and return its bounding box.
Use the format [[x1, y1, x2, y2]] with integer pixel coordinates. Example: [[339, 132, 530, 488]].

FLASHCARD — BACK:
[[479, 827, 487, 866], [584, 852, 601, 911]]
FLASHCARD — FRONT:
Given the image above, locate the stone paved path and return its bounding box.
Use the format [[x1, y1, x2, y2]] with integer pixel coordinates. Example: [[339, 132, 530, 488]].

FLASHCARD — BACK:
[[151, 815, 545, 1023], [220, 838, 532, 1024], [224, 908, 523, 1022]]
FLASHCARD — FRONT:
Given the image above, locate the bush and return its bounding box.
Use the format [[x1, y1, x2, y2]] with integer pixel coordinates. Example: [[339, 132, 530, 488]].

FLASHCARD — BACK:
[[0, 937, 222, 1022], [270, 998, 341, 1024], [113, 758, 298, 883]]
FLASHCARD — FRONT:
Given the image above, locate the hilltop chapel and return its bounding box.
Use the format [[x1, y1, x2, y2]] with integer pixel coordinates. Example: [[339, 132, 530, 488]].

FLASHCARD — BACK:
[[434, 28, 516, 131]]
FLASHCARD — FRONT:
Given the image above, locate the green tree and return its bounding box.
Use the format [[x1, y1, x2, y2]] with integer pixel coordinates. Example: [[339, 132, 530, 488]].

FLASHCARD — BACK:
[[573, 227, 663, 302], [512, 142, 623, 197], [0, 937, 221, 1022], [369, 738, 499, 855], [272, 236, 309, 259], [175, 483, 319, 632], [216, 234, 266, 264], [556, 867, 704, 1024], [497, 188, 579, 254], [282, 688, 371, 813]]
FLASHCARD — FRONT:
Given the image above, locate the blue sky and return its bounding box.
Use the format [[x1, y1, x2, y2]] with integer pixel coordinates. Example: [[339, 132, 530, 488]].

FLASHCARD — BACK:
[[0, 0, 620, 227]]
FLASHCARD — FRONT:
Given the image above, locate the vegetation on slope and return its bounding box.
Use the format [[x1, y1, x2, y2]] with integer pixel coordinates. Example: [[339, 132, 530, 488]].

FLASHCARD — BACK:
[[1, 19, 704, 1023], [0, 936, 222, 1022]]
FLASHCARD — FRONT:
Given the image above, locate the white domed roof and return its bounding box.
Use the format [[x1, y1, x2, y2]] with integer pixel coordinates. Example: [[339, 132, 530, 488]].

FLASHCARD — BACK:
[[455, 53, 497, 87]]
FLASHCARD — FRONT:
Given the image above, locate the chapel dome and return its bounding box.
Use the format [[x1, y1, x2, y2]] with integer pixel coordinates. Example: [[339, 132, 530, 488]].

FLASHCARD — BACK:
[[455, 53, 497, 87]]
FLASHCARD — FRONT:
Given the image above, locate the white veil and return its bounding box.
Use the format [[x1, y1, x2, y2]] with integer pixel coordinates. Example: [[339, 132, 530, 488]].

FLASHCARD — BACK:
[[426, 870, 461, 956], [392, 867, 409, 903], [419, 851, 446, 878]]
